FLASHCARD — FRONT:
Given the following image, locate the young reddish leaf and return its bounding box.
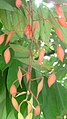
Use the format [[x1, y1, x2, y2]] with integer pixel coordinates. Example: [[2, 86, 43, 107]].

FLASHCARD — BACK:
[[48, 73, 56, 87], [25, 113, 32, 119], [55, 4, 64, 17], [37, 77, 44, 98], [4, 48, 11, 64], [0, 34, 4, 45], [55, 4, 67, 28], [10, 84, 17, 97], [16, 0, 22, 8], [5, 31, 13, 45], [26, 72, 31, 82], [17, 66, 22, 88], [24, 24, 32, 39], [33, 21, 39, 32], [34, 105, 40, 116], [58, 17, 67, 28], [56, 27, 64, 42], [38, 48, 45, 65], [57, 46, 64, 62], [12, 96, 19, 112]]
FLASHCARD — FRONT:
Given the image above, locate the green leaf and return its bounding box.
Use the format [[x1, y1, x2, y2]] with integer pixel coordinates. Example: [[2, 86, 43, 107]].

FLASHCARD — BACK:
[[10, 44, 30, 58], [0, 100, 6, 119], [0, 80, 6, 103], [0, 7, 27, 42], [0, 69, 7, 102], [7, 59, 22, 91], [41, 79, 67, 119], [0, 71, 6, 119], [7, 110, 16, 119], [38, 6, 52, 42], [0, 0, 14, 11]]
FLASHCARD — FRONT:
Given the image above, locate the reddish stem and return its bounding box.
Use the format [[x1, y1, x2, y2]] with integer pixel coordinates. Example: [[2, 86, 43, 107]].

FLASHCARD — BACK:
[[21, 67, 27, 72], [32, 7, 57, 29], [10, 46, 29, 52], [13, 17, 25, 30]]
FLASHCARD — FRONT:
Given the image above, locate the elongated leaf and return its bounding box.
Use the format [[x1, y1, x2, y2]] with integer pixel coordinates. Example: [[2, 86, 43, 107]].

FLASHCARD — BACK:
[[34, 105, 40, 116], [17, 66, 22, 88], [58, 17, 67, 28], [38, 48, 45, 65], [10, 84, 17, 97], [4, 47, 11, 64], [26, 72, 31, 82], [56, 28, 64, 42], [24, 24, 32, 39], [33, 21, 39, 32], [0, 34, 4, 45], [48, 73, 56, 87], [37, 77, 44, 97], [5, 31, 13, 45], [57, 46, 64, 62], [55, 4, 64, 17], [12, 96, 19, 112]]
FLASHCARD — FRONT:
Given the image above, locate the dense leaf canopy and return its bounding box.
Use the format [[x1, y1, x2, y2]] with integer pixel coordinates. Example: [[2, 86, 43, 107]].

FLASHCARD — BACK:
[[0, 0, 67, 119]]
